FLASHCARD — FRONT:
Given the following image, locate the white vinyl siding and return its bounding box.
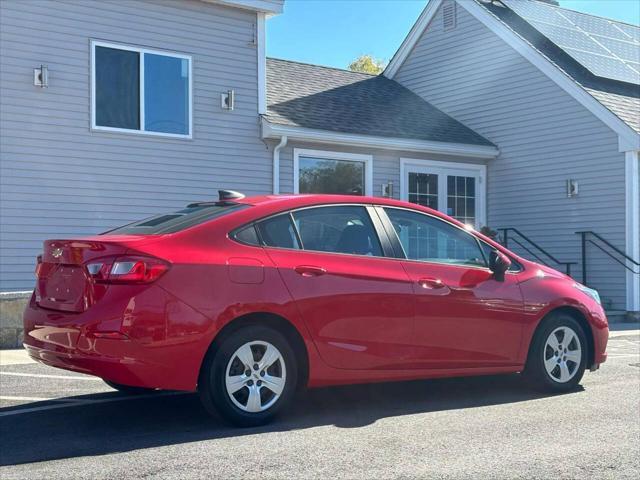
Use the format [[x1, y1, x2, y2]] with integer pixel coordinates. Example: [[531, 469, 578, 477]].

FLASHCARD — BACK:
[[0, 0, 269, 291], [395, 2, 627, 309]]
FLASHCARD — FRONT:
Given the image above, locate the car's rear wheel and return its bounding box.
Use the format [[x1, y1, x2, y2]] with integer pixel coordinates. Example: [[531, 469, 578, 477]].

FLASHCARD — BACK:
[[524, 313, 587, 392], [103, 379, 156, 395], [199, 325, 298, 427]]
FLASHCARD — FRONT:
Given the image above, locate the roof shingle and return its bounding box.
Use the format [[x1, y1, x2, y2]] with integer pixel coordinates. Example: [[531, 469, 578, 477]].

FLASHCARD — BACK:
[[266, 58, 494, 147]]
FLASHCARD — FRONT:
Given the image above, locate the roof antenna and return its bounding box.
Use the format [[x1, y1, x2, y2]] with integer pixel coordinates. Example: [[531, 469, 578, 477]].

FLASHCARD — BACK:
[[218, 190, 245, 202]]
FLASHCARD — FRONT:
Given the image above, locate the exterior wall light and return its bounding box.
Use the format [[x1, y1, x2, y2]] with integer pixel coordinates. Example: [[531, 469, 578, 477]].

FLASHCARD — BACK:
[[567, 179, 579, 198], [221, 89, 235, 111], [382, 181, 394, 198], [33, 65, 48, 88]]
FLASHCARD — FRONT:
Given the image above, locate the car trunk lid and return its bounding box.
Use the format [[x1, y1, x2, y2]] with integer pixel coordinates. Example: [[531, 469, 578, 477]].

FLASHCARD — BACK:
[[35, 236, 148, 313]]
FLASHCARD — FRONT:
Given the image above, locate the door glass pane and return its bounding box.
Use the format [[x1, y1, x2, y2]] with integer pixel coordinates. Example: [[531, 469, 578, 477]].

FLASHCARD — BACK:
[[384, 208, 486, 267], [299, 157, 365, 195], [256, 214, 300, 249], [447, 175, 476, 226], [144, 54, 190, 135], [292, 206, 382, 256], [408, 173, 438, 209], [95, 46, 140, 130]]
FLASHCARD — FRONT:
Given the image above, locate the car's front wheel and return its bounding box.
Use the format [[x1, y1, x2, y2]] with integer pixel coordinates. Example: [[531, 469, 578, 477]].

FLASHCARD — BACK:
[[524, 313, 588, 392], [199, 325, 298, 427]]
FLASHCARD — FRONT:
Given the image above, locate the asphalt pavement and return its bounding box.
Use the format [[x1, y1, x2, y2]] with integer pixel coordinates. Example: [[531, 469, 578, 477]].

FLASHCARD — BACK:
[[0, 329, 638, 479]]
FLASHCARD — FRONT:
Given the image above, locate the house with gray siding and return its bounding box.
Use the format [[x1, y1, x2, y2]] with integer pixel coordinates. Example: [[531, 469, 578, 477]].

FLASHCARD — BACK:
[[0, 0, 638, 335]]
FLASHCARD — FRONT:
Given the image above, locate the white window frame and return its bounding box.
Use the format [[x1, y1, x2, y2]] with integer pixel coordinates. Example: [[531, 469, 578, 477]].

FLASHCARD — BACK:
[[400, 158, 487, 229], [90, 40, 193, 139], [293, 148, 373, 196]]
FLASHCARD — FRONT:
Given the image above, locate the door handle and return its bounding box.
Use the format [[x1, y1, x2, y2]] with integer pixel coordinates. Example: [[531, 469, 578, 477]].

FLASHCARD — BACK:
[[417, 277, 446, 289], [294, 265, 327, 277]]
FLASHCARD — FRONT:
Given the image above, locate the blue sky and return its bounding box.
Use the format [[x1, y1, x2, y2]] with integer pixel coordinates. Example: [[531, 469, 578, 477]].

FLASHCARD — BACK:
[[267, 1, 640, 69]]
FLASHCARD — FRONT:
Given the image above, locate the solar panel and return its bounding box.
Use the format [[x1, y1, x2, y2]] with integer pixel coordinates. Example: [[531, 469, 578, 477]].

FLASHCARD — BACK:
[[593, 35, 640, 64], [567, 50, 640, 84], [599, 24, 636, 43], [501, 0, 572, 27], [528, 20, 610, 55], [502, 0, 640, 85], [614, 23, 640, 43], [558, 8, 624, 39]]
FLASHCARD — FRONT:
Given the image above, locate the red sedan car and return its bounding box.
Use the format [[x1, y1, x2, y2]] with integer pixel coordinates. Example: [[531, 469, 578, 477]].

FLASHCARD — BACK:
[[24, 191, 608, 426]]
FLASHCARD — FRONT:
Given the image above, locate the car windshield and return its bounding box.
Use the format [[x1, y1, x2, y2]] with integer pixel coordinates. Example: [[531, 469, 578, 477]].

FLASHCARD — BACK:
[[105, 203, 247, 235]]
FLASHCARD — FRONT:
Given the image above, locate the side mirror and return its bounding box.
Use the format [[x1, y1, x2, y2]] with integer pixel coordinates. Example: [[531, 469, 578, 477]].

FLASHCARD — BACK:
[[489, 250, 511, 281]]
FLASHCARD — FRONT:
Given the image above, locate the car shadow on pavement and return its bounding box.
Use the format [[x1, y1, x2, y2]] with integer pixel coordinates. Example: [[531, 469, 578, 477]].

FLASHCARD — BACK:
[[0, 373, 582, 466]]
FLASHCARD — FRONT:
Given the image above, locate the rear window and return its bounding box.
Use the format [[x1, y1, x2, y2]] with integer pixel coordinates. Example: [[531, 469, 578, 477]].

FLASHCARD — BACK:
[[105, 204, 247, 235]]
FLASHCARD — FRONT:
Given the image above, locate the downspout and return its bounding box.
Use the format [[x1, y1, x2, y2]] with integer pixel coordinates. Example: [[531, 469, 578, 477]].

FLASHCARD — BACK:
[[272, 135, 287, 194]]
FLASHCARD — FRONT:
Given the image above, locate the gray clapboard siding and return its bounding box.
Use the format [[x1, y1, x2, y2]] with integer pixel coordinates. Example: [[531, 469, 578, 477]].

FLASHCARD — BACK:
[[0, 0, 270, 291], [395, 2, 627, 309]]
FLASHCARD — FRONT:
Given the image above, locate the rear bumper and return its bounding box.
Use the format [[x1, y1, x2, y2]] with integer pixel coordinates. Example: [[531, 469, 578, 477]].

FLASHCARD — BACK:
[[22, 289, 210, 391], [23, 342, 167, 388]]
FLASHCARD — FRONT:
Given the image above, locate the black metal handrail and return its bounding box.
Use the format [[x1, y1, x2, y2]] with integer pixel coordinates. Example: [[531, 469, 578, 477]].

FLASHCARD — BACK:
[[498, 227, 577, 276], [576, 231, 639, 285]]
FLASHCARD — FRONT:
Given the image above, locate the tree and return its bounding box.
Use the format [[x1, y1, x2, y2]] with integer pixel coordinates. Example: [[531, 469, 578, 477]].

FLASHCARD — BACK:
[[348, 55, 386, 75]]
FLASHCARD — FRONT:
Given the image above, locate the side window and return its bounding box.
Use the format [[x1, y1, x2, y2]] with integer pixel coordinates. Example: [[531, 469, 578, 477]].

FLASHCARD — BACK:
[[256, 214, 300, 249], [384, 208, 486, 267], [479, 240, 495, 265], [291, 206, 382, 256], [232, 225, 260, 246]]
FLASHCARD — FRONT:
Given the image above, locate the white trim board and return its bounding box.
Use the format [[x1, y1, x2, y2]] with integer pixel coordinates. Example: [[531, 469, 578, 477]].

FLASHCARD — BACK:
[[206, 0, 283, 15], [257, 12, 267, 115], [384, 0, 639, 152], [293, 148, 373, 196], [90, 40, 193, 140], [400, 158, 487, 229], [262, 121, 499, 159], [625, 150, 640, 312]]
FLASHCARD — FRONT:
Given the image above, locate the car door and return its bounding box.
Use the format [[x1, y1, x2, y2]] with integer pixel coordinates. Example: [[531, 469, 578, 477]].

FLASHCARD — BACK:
[[379, 207, 525, 369], [257, 205, 414, 370]]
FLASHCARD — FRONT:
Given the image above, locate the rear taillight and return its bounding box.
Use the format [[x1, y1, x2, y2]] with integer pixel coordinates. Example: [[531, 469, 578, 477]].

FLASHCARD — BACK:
[[86, 256, 169, 284]]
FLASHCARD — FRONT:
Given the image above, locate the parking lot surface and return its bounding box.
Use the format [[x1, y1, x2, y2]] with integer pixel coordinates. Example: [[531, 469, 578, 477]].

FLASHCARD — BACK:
[[1, 329, 638, 480]]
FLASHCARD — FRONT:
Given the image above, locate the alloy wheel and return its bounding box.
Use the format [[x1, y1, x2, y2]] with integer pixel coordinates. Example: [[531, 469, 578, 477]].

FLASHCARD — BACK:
[[225, 340, 287, 413], [543, 326, 582, 383]]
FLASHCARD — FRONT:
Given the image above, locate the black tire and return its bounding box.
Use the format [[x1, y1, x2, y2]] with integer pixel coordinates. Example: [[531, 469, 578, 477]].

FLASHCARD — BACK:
[[103, 379, 156, 395], [523, 313, 588, 392], [199, 325, 298, 427]]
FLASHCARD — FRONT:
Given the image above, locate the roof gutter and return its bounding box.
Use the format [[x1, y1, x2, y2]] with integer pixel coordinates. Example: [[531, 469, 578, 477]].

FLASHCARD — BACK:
[[261, 119, 500, 159]]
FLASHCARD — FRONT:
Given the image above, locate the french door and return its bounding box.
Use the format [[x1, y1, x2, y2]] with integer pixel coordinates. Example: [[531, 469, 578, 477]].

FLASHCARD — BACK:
[[400, 159, 486, 229]]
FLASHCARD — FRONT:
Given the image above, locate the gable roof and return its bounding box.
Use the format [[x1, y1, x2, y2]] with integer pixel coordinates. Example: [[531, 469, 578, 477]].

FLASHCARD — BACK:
[[384, 0, 639, 146], [265, 57, 494, 147], [479, 0, 640, 134]]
